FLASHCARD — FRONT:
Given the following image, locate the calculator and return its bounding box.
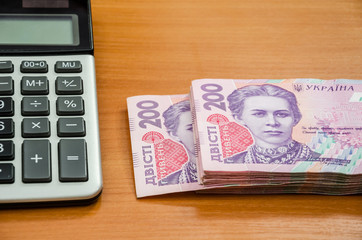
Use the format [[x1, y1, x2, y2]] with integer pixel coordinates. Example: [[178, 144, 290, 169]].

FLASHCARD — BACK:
[[0, 0, 102, 206]]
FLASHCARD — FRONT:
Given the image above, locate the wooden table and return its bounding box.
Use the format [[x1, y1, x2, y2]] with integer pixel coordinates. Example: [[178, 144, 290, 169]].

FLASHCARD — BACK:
[[1, 0, 362, 239]]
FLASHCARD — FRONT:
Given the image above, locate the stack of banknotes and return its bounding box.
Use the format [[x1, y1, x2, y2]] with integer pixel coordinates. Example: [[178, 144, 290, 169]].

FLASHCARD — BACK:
[[127, 79, 362, 197]]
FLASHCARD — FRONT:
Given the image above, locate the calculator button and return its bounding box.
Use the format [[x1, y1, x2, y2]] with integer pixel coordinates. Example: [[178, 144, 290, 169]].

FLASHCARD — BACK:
[[0, 163, 14, 183], [56, 97, 84, 115], [55, 61, 82, 73], [57, 117, 86, 137], [21, 76, 49, 95], [20, 60, 48, 73], [0, 119, 14, 138], [22, 118, 50, 138], [0, 141, 15, 160], [22, 140, 51, 183], [22, 97, 50, 116], [0, 97, 14, 116], [0, 76, 14, 95], [59, 139, 88, 182], [56, 77, 83, 95], [0, 61, 14, 73]]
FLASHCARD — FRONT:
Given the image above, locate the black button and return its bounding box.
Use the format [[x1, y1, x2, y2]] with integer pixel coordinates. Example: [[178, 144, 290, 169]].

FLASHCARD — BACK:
[[0, 119, 14, 138], [57, 117, 86, 137], [55, 61, 82, 73], [56, 77, 83, 95], [21, 97, 50, 116], [22, 118, 51, 138], [59, 139, 88, 182], [22, 140, 51, 183], [21, 61, 48, 73], [0, 163, 14, 183], [0, 141, 14, 161], [56, 97, 84, 116], [0, 76, 14, 95], [0, 97, 14, 116], [21, 76, 49, 95], [0, 61, 14, 73]]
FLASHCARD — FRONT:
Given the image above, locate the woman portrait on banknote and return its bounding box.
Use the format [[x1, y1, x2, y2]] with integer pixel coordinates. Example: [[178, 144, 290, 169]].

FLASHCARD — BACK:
[[225, 84, 321, 164], [160, 100, 198, 184]]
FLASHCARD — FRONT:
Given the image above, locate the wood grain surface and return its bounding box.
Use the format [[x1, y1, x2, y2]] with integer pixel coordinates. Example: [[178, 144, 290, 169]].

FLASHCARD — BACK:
[[1, 0, 362, 239]]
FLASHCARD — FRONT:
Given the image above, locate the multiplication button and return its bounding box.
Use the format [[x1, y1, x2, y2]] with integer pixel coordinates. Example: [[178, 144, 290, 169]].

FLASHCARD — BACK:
[[22, 118, 50, 138], [20, 60, 48, 73]]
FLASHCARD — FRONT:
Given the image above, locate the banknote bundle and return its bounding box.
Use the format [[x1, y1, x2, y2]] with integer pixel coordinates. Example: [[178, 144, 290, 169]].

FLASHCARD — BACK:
[[127, 79, 362, 197], [127, 94, 204, 197], [191, 79, 362, 195]]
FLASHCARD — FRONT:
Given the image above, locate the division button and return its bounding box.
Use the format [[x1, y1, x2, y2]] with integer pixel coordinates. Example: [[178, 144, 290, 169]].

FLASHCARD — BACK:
[[22, 140, 51, 183], [0, 61, 14, 73], [22, 97, 50, 116], [55, 61, 82, 73], [59, 139, 88, 182], [0, 163, 14, 183]]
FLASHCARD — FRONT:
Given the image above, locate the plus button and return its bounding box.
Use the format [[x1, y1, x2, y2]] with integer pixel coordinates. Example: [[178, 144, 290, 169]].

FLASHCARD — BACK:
[[30, 154, 43, 164]]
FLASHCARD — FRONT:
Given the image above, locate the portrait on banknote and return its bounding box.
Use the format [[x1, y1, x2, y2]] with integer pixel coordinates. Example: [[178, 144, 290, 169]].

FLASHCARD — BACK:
[[159, 100, 198, 185], [191, 79, 361, 175], [224, 84, 321, 164]]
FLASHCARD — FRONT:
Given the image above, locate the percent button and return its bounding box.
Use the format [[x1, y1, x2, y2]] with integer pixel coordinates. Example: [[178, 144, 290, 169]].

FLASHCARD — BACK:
[[56, 97, 84, 116]]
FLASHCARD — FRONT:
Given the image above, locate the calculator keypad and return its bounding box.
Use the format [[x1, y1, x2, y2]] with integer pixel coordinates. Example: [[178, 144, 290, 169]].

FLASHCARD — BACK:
[[0, 55, 102, 204]]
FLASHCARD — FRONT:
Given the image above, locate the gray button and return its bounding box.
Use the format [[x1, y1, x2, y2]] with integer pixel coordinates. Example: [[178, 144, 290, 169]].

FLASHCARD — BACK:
[[21, 76, 49, 95], [22, 97, 50, 116], [0, 76, 13, 95], [57, 117, 86, 137], [0, 119, 14, 138], [22, 140, 51, 183], [56, 77, 83, 95], [0, 61, 13, 73], [59, 139, 88, 182], [0, 163, 14, 183], [55, 61, 82, 73], [21, 61, 48, 73], [0, 97, 14, 116], [56, 97, 84, 115], [22, 118, 50, 138]]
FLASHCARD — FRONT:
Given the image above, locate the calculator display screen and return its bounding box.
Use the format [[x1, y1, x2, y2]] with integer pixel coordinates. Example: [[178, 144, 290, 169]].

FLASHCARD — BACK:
[[0, 15, 79, 46]]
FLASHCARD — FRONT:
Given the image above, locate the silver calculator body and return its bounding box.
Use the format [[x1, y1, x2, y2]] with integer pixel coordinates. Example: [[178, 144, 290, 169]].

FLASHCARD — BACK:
[[0, 1, 102, 205]]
